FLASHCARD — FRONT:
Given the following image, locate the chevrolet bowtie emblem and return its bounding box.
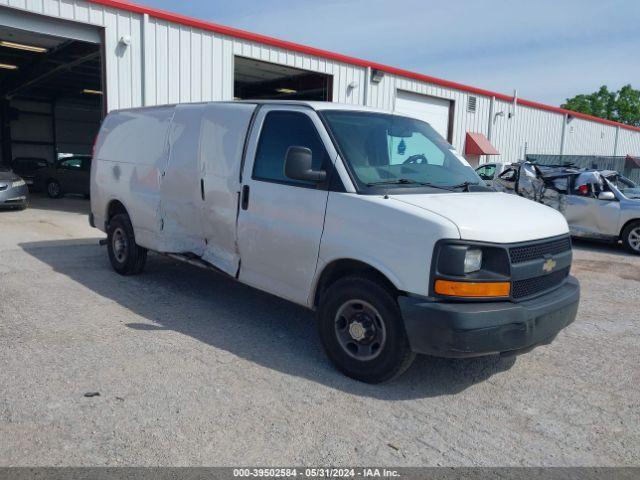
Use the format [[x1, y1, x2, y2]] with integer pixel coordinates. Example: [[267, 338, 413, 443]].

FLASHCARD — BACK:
[[543, 258, 557, 273]]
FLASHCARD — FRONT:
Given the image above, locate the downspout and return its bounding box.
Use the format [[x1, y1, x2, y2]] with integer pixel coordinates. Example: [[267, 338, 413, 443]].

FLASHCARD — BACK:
[[141, 13, 149, 106], [486, 96, 495, 166], [363, 66, 371, 107], [559, 113, 568, 155], [613, 125, 620, 156], [487, 96, 495, 141]]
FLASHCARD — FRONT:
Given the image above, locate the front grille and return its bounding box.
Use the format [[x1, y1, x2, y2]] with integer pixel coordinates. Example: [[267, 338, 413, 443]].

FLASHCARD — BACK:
[[509, 236, 572, 264], [512, 267, 570, 299]]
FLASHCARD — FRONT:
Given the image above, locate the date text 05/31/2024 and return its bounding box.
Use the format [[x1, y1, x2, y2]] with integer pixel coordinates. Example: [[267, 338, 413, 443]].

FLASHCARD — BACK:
[[232, 468, 401, 478]]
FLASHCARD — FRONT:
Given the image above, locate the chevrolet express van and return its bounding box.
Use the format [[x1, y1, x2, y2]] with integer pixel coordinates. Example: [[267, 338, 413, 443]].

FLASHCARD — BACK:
[[90, 101, 580, 383]]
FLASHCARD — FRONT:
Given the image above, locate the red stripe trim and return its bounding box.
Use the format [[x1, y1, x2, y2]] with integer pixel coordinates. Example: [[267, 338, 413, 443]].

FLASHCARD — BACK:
[[87, 0, 640, 133]]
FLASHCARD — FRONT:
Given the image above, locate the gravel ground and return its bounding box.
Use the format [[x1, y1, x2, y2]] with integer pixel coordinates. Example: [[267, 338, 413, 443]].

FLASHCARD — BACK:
[[1, 195, 639, 466]]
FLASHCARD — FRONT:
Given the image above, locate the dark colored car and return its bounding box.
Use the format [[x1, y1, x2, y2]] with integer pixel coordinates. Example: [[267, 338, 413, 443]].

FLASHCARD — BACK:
[[42, 155, 92, 199], [11, 157, 49, 189], [0, 165, 29, 209]]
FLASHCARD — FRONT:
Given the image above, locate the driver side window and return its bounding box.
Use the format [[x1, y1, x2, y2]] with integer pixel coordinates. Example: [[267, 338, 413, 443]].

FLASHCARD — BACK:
[[253, 111, 328, 186]]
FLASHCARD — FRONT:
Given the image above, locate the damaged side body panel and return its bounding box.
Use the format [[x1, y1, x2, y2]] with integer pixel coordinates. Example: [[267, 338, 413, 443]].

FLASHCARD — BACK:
[[494, 162, 640, 242], [91, 102, 257, 277], [493, 162, 568, 213]]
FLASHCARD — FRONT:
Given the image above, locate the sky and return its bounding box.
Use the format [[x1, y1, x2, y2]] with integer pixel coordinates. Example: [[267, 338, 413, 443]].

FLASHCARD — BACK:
[[137, 0, 640, 107]]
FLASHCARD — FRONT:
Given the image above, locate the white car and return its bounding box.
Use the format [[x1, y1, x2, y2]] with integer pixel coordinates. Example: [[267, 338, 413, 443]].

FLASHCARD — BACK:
[[90, 101, 580, 383]]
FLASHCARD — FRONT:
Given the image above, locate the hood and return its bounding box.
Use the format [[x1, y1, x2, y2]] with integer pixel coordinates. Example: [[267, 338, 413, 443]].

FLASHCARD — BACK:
[[389, 192, 569, 243], [0, 171, 19, 182]]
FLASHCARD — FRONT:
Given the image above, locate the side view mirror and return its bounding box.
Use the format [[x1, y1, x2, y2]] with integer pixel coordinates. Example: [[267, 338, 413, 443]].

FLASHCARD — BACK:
[[284, 146, 327, 183], [598, 191, 616, 201]]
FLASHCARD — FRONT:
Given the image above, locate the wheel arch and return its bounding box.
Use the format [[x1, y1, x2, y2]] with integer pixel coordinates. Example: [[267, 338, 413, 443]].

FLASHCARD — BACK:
[[620, 218, 640, 239], [105, 198, 130, 226], [311, 258, 403, 308], [45, 177, 60, 189]]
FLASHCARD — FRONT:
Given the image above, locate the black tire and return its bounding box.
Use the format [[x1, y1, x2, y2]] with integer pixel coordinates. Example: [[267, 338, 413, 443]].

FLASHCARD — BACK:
[[317, 276, 416, 383], [106, 213, 147, 275], [46, 179, 63, 199], [622, 221, 640, 255]]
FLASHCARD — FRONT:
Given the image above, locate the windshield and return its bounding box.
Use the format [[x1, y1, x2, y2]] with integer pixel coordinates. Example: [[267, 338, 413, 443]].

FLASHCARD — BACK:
[[606, 174, 640, 199], [321, 111, 481, 192]]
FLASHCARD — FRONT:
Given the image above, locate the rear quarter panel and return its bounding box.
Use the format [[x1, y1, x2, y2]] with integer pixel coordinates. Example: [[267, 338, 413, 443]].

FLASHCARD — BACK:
[[91, 107, 174, 249]]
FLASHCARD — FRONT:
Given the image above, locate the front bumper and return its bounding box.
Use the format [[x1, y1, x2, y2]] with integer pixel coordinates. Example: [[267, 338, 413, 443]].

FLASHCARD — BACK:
[[398, 276, 580, 358], [0, 184, 29, 208]]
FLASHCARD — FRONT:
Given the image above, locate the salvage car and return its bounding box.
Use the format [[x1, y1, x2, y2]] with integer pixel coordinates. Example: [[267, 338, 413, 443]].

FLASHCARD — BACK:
[[0, 165, 29, 209], [11, 157, 49, 189], [90, 101, 580, 383], [42, 155, 92, 199], [475, 162, 508, 188], [493, 161, 640, 254]]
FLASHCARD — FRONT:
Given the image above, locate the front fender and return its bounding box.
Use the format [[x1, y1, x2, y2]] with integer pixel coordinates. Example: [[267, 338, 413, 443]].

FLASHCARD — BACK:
[[317, 192, 460, 301]]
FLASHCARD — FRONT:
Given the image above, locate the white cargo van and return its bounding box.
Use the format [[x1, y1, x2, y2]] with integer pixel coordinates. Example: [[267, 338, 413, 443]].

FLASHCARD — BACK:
[[90, 101, 580, 383]]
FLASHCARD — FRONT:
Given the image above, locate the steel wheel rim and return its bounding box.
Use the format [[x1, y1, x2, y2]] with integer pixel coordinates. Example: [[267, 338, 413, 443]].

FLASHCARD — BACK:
[[48, 182, 59, 197], [334, 299, 387, 361], [629, 227, 640, 252], [112, 227, 128, 263]]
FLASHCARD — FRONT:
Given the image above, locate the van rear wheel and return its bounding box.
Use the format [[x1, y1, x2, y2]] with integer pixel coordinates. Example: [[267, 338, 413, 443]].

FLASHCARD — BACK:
[[107, 213, 147, 275], [317, 276, 415, 383]]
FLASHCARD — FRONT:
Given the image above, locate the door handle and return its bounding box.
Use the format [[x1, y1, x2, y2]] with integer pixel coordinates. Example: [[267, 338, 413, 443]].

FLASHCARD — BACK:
[[200, 178, 205, 201], [241, 185, 250, 210]]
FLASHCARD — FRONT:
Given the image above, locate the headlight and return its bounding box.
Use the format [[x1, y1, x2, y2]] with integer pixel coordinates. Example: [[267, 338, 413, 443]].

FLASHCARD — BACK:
[[432, 241, 511, 299], [464, 248, 482, 273], [11, 179, 26, 188]]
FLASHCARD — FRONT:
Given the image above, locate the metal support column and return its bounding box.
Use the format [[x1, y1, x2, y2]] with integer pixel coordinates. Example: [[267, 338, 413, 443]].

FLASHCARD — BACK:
[[1, 99, 12, 167]]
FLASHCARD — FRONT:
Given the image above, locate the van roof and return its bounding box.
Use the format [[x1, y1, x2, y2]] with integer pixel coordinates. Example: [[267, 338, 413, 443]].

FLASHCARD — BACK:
[[110, 100, 391, 115], [239, 100, 391, 114]]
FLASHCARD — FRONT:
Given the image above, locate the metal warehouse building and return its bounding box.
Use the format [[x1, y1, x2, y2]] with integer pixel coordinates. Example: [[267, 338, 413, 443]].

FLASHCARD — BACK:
[[1, 0, 640, 169]]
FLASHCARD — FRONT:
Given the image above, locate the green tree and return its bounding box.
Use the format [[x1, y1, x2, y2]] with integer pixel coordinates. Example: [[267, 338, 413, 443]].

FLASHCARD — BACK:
[[562, 84, 640, 127]]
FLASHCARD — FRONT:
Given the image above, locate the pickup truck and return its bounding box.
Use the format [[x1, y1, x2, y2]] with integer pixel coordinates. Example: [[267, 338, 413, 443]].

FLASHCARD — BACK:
[[90, 101, 580, 383]]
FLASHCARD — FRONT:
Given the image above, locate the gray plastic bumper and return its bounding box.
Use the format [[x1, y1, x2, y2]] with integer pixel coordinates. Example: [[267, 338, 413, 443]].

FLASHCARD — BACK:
[[398, 276, 580, 358]]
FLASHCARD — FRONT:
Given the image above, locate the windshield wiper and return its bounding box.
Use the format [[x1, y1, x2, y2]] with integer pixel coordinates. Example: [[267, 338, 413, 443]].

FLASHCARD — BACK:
[[448, 181, 480, 191], [366, 178, 455, 191]]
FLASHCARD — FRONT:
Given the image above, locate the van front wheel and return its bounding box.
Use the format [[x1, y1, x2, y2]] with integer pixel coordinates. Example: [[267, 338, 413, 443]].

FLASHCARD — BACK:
[[107, 213, 147, 275], [317, 276, 415, 383]]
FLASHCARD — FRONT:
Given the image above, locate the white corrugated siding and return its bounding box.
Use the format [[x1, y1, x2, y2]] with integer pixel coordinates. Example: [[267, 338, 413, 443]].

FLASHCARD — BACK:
[[617, 128, 640, 156], [143, 16, 366, 107], [563, 118, 618, 156], [489, 100, 566, 161], [2, 0, 640, 159]]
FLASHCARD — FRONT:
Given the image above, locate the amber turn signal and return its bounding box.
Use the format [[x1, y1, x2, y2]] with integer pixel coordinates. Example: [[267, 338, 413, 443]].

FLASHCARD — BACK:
[[434, 279, 511, 298]]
